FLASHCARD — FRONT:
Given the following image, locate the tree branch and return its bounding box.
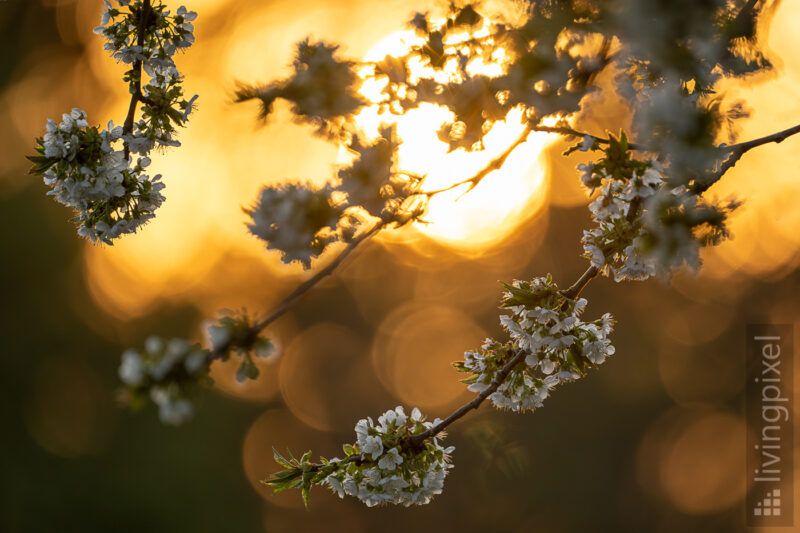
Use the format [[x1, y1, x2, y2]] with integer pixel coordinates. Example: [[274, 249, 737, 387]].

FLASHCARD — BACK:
[[405, 347, 528, 448], [209, 221, 386, 360], [530, 124, 649, 151], [122, 0, 152, 160], [560, 265, 600, 300], [403, 255, 610, 448], [695, 122, 800, 192], [253, 222, 386, 332], [414, 124, 533, 198]]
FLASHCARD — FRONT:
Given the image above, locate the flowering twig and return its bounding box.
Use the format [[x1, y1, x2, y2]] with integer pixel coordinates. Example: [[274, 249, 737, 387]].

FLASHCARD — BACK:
[[530, 124, 649, 151], [208, 220, 386, 361], [404, 348, 528, 448], [695, 121, 800, 192], [210, 123, 557, 359], [122, 0, 152, 159], [28, 0, 198, 245]]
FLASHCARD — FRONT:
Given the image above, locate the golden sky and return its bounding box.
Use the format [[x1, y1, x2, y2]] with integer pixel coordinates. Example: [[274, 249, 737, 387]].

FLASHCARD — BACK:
[[2, 0, 796, 320]]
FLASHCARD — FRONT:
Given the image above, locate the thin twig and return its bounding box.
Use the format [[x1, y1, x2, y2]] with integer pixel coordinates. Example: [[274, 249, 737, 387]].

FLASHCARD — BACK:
[[253, 222, 386, 332], [530, 124, 649, 151], [533, 120, 800, 194], [560, 265, 600, 301], [209, 221, 385, 360], [414, 124, 534, 197], [405, 348, 528, 448], [695, 122, 800, 192], [122, 0, 152, 160]]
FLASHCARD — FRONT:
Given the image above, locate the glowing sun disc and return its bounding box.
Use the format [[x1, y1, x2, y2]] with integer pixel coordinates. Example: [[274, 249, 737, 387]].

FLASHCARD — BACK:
[[355, 29, 553, 250]]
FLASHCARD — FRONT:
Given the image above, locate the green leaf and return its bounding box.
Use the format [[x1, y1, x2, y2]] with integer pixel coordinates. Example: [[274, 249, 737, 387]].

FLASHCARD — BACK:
[[272, 447, 294, 469], [268, 469, 302, 482], [236, 359, 259, 382], [253, 337, 274, 358], [300, 451, 312, 470]]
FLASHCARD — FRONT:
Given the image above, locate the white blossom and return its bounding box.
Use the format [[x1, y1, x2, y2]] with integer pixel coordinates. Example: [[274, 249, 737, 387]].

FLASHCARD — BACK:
[[246, 183, 342, 268], [323, 406, 454, 507], [362, 435, 384, 460], [117, 336, 210, 425], [119, 349, 145, 386], [150, 386, 194, 425], [458, 277, 616, 413], [378, 447, 404, 470], [35, 1, 199, 244]]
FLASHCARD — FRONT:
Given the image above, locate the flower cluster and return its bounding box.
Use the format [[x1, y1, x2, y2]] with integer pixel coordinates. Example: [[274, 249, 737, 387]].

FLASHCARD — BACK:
[[206, 311, 276, 381], [30, 109, 166, 244], [118, 336, 210, 425], [94, 0, 198, 153], [246, 126, 423, 268], [337, 126, 422, 220], [29, 1, 197, 244], [235, 39, 366, 136], [266, 407, 454, 507], [456, 275, 615, 412], [579, 155, 663, 281], [577, 133, 734, 281], [246, 183, 344, 268], [323, 407, 454, 507]]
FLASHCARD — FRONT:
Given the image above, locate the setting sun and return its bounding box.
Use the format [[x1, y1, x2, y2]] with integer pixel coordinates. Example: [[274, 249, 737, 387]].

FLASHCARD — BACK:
[[355, 29, 553, 249]]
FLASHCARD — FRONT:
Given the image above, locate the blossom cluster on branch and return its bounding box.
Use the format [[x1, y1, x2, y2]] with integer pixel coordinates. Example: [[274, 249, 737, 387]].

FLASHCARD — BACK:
[[266, 406, 454, 507], [118, 336, 208, 425], [245, 125, 425, 267], [457, 275, 615, 412], [28, 0, 197, 244], [577, 133, 737, 281], [117, 310, 277, 423]]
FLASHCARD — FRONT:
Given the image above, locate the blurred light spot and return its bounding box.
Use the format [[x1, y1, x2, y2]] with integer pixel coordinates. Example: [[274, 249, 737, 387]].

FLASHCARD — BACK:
[[661, 301, 733, 346], [241, 408, 337, 508], [279, 323, 390, 431], [259, 497, 365, 533], [371, 303, 484, 411], [356, 31, 553, 251], [670, 269, 747, 304], [636, 409, 747, 515]]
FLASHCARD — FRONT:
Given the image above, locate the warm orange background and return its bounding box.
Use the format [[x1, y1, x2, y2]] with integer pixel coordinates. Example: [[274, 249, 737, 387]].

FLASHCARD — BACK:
[[1, 1, 799, 531]]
